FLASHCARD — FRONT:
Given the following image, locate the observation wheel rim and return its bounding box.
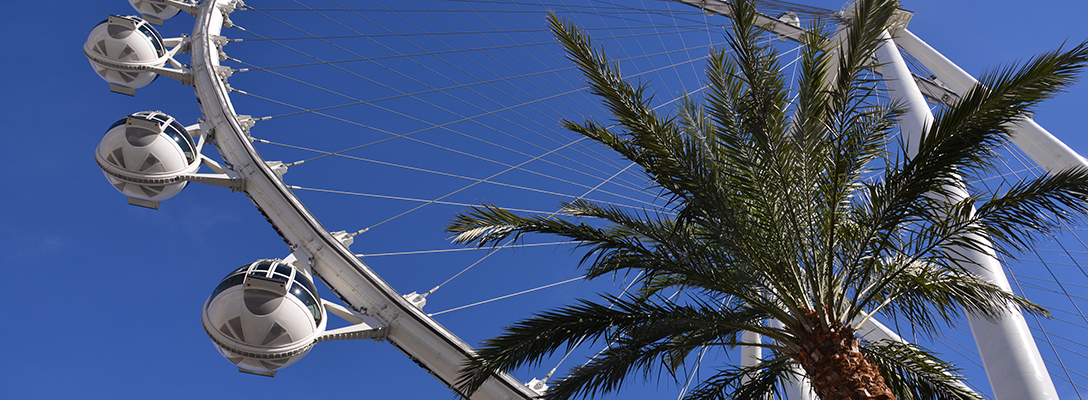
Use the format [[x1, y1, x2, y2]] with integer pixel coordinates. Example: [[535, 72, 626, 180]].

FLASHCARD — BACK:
[[187, 1, 536, 398]]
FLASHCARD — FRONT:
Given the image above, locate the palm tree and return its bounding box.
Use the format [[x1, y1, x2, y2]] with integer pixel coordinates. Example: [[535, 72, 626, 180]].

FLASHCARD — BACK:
[[446, 0, 1088, 398]]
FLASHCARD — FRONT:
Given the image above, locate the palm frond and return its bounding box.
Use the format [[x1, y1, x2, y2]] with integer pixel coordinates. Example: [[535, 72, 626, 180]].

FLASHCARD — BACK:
[[680, 356, 794, 400], [862, 340, 982, 400], [457, 295, 768, 398]]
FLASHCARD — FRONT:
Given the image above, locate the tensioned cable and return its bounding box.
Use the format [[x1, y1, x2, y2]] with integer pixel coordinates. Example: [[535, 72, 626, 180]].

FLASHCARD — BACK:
[[542, 270, 647, 382], [401, 1, 714, 292], [230, 27, 719, 73], [418, 158, 639, 299], [229, 23, 714, 42], [252, 8, 704, 16], [254, 137, 676, 214], [231, 7, 783, 195], [446, 0, 657, 188], [241, 88, 668, 210], [285, 186, 550, 213], [986, 142, 1087, 398], [926, 323, 994, 398], [236, 75, 720, 213], [285, 0, 659, 196], [1003, 252, 1083, 399], [342, 0, 655, 195], [358, 241, 572, 257], [366, 136, 590, 230], [428, 276, 587, 316], [984, 143, 1084, 395], [230, 28, 727, 198]]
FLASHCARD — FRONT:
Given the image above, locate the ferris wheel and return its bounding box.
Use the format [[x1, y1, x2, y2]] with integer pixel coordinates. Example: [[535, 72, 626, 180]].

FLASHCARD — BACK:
[[83, 0, 1088, 399]]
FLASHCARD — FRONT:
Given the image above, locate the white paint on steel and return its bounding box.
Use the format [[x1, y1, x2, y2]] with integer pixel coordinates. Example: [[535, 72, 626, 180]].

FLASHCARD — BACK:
[[894, 28, 1088, 173], [875, 30, 1059, 400], [767, 319, 815, 400], [739, 329, 761, 385], [188, 1, 535, 398]]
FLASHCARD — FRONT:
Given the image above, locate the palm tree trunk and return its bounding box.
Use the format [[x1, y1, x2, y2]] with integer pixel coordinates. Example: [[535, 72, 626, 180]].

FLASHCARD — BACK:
[[793, 312, 896, 400]]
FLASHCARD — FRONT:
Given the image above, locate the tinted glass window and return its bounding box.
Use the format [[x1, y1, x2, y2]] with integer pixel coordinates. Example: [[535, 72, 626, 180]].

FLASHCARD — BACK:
[[268, 272, 290, 283], [250, 260, 274, 275], [295, 272, 319, 299], [233, 264, 251, 275], [137, 24, 166, 57], [290, 282, 322, 324], [106, 117, 126, 133], [164, 120, 196, 164], [274, 264, 293, 279], [208, 273, 246, 308]]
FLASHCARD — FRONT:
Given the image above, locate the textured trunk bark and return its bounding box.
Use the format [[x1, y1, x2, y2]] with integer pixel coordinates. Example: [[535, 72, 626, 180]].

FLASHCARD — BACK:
[[793, 311, 895, 400]]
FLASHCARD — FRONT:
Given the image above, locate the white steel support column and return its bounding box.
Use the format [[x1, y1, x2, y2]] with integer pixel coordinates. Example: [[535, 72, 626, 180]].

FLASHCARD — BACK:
[[740, 330, 761, 385], [894, 29, 1088, 173], [874, 30, 1059, 400], [767, 320, 815, 400]]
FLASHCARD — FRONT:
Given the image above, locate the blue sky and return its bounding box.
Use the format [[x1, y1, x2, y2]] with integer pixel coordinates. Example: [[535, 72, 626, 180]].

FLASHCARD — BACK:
[[3, 0, 1088, 399]]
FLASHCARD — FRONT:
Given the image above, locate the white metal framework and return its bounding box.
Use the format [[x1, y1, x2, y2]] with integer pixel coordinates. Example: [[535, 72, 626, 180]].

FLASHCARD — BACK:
[[86, 0, 1088, 399]]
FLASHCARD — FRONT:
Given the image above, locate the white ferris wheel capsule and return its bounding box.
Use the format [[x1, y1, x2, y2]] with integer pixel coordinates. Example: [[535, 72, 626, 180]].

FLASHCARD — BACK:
[[202, 259, 328, 376], [128, 0, 182, 25], [95, 111, 200, 208], [84, 16, 169, 95], [83, 15, 192, 95], [95, 111, 242, 209], [201, 257, 386, 377]]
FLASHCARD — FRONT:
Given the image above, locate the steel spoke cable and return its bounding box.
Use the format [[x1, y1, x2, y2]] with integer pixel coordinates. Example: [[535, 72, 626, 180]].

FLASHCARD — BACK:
[[1013, 271, 1088, 293], [540, 270, 647, 383], [286, 185, 553, 214], [233, 51, 728, 204], [428, 275, 587, 316], [973, 143, 1086, 397], [333, 0, 644, 195], [412, 124, 647, 315], [318, 0, 623, 188], [254, 137, 676, 213], [1026, 326, 1088, 354], [929, 328, 993, 399], [245, 4, 548, 138], [232, 8, 765, 194], [409, 0, 733, 192], [279, 171, 673, 218], [250, 8, 705, 16], [1009, 280, 1088, 304], [988, 143, 1088, 397], [240, 90, 666, 210], [227, 23, 714, 42], [238, 85, 664, 207], [358, 241, 573, 257], [230, 19, 726, 190], [999, 251, 1083, 399], [365, 136, 591, 231], [231, 26, 718, 70], [238, 51, 705, 196], [1014, 259, 1088, 269], [473, 0, 650, 185], [419, 156, 640, 301]]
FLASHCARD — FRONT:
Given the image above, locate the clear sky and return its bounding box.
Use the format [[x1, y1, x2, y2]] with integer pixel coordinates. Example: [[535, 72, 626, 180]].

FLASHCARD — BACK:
[[3, 1, 1087, 399]]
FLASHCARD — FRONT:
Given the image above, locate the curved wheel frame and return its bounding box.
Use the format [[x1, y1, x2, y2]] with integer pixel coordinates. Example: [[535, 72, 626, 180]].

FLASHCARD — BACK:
[[189, 1, 536, 398]]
